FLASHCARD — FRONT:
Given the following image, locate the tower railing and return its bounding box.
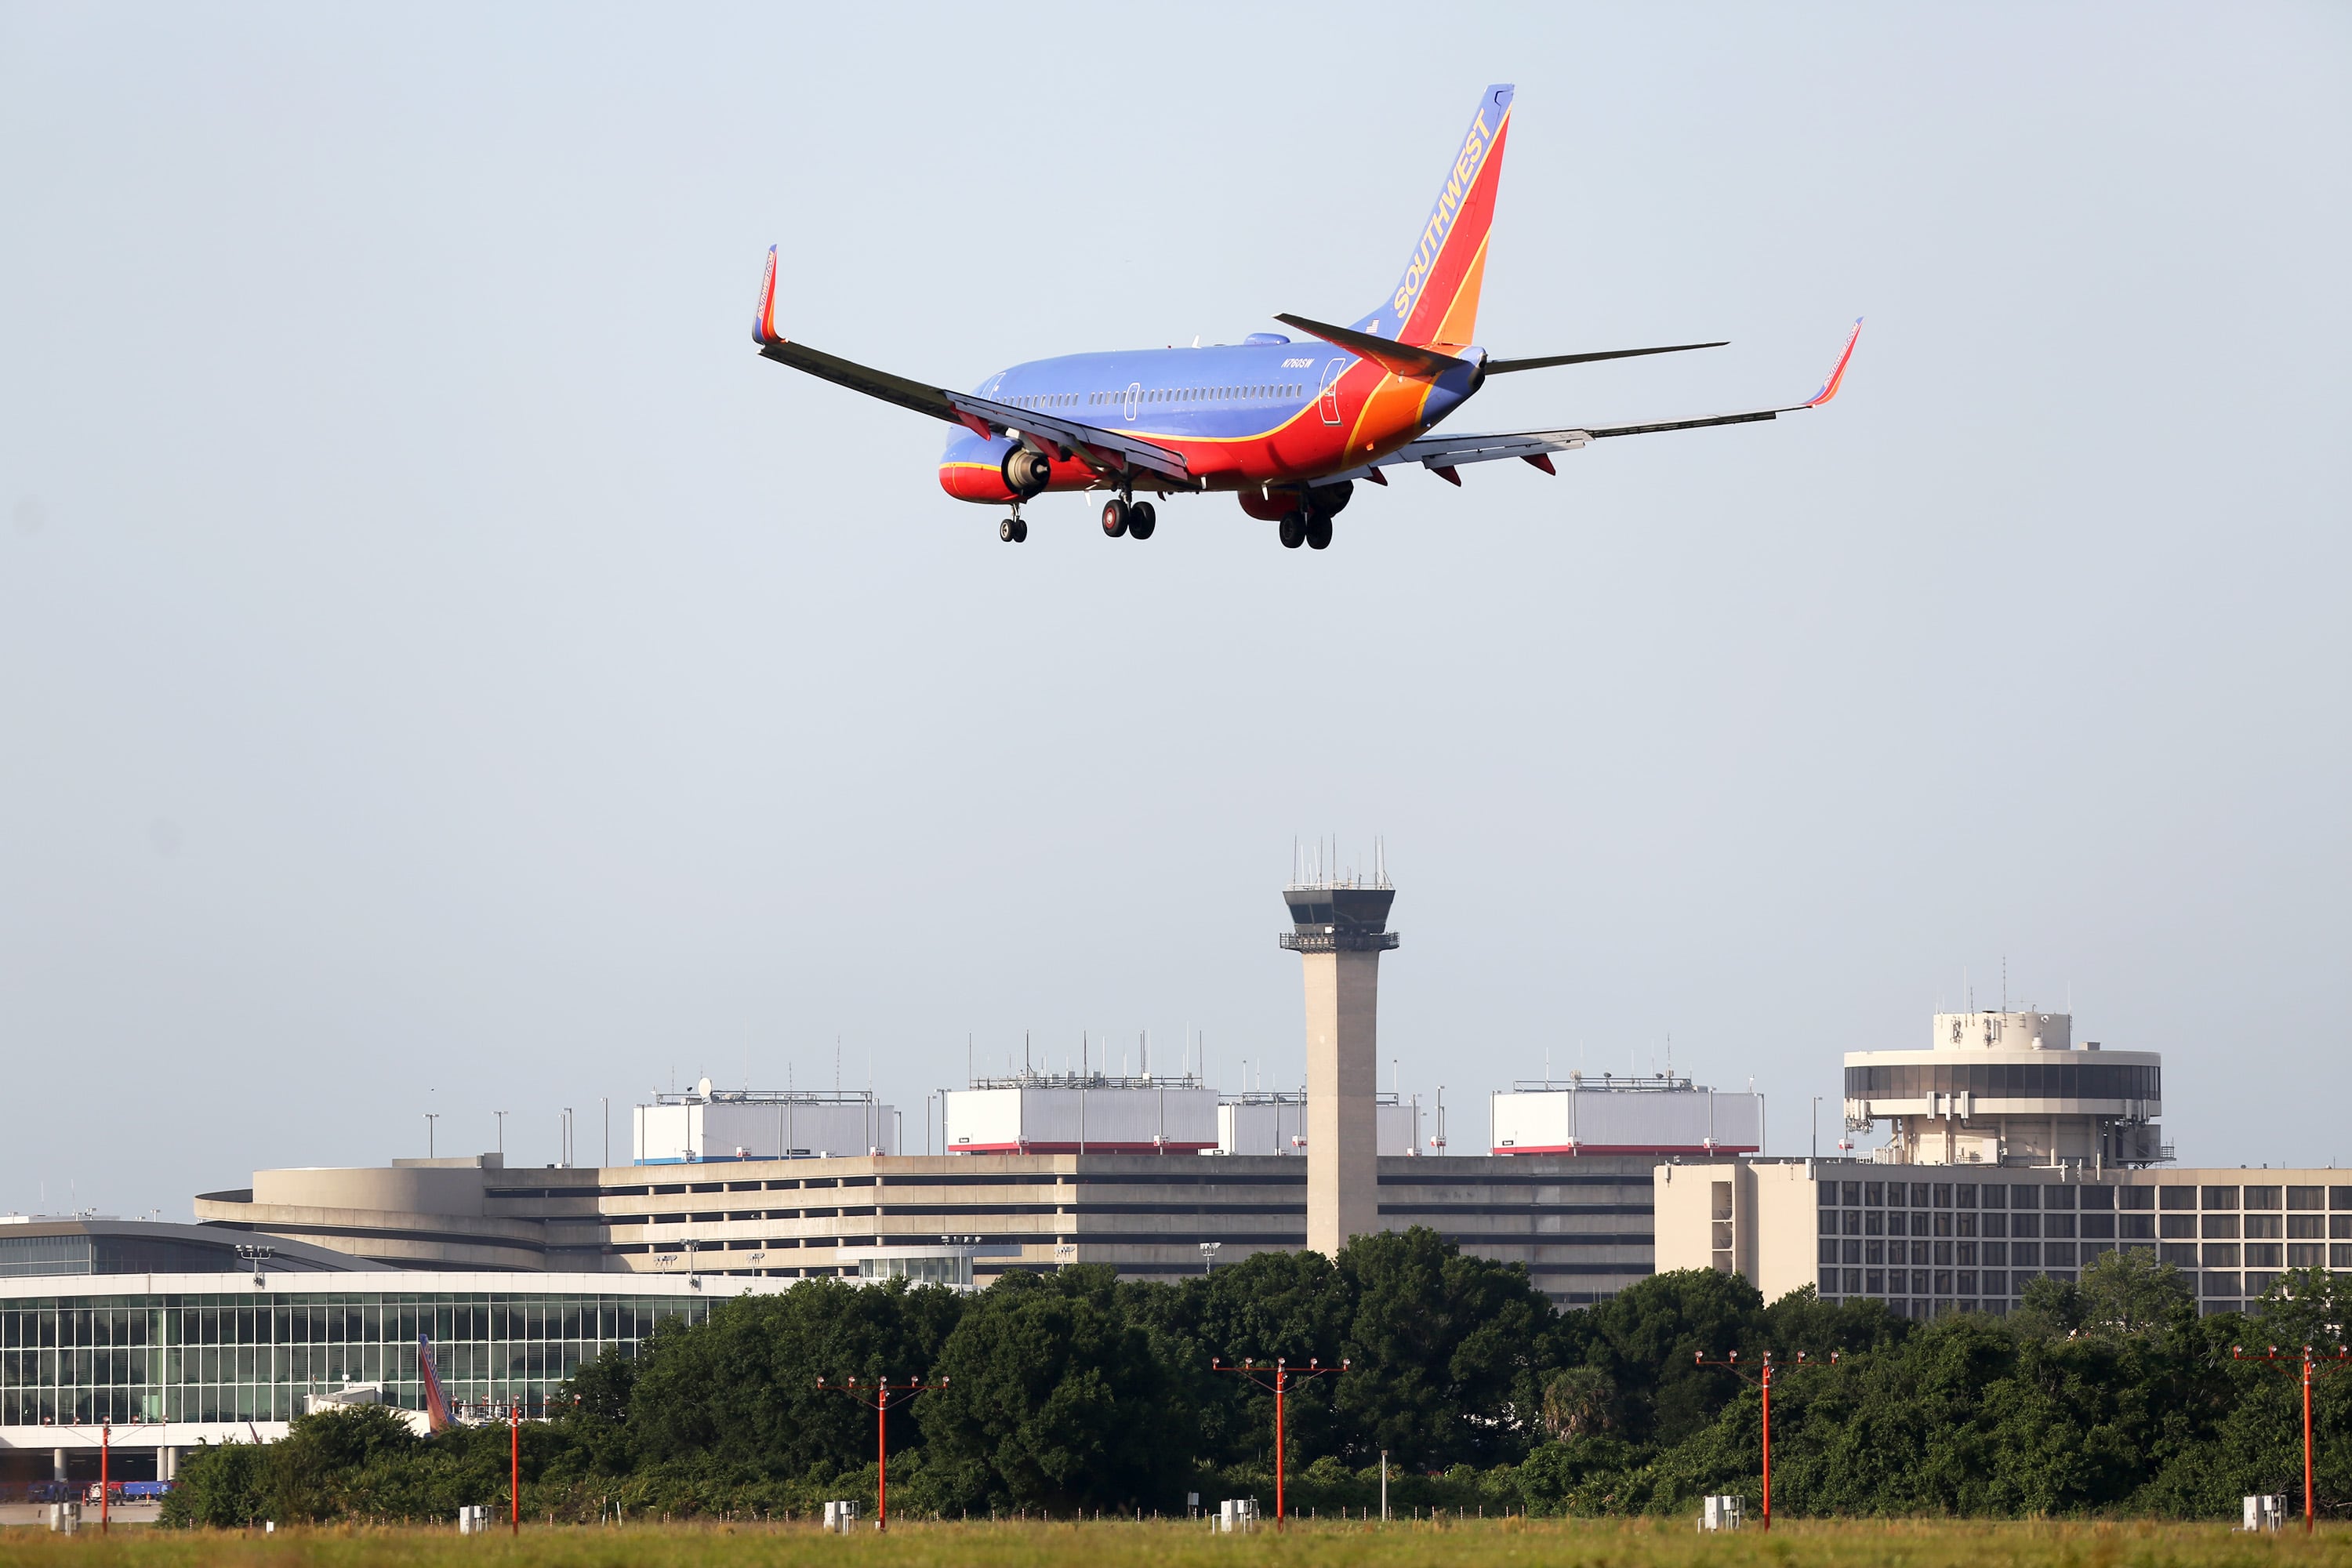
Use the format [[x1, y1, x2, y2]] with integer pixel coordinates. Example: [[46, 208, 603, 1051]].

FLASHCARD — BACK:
[[1277, 931, 1399, 953]]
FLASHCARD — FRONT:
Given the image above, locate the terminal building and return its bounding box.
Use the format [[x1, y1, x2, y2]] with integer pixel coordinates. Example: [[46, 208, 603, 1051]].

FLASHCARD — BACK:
[[0, 1214, 738, 1487], [1657, 1010, 2352, 1316]]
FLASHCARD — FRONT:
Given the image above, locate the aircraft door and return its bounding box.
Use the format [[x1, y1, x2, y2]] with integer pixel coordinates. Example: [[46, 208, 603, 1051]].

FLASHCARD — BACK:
[[1318, 359, 1348, 425], [1124, 383, 1141, 422]]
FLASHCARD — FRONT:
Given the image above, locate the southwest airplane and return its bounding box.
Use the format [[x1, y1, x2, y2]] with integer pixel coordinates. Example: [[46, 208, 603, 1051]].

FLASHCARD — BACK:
[[752, 83, 1860, 549]]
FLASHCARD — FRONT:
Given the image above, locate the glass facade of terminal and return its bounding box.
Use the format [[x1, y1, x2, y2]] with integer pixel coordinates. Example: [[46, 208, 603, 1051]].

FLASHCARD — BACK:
[[1817, 1178, 2352, 1317], [0, 1289, 714, 1427]]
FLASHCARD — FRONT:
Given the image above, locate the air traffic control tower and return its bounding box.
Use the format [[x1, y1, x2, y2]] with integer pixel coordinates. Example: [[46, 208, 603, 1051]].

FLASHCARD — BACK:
[[1280, 860, 1399, 1256]]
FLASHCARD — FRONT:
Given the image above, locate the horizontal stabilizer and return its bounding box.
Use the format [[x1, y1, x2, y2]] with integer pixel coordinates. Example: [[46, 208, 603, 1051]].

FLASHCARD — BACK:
[[1274, 314, 1472, 381], [1485, 339, 1727, 375]]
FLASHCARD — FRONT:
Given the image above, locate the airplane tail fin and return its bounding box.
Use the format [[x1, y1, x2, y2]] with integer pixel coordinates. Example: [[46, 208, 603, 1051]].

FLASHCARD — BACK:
[[1354, 85, 1515, 349], [418, 1334, 455, 1434]]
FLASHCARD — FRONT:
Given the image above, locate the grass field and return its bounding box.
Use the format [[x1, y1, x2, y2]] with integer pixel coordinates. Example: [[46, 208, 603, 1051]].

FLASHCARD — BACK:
[[3, 1519, 2349, 1568]]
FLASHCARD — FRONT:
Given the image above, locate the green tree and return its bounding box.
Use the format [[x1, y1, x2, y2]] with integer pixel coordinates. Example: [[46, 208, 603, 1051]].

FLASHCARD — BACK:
[[618, 1276, 960, 1479], [158, 1439, 270, 1529], [916, 1266, 1193, 1514], [1331, 1227, 1560, 1468]]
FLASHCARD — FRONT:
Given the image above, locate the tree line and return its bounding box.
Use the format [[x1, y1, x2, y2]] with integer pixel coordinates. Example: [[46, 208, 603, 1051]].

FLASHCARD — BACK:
[[163, 1228, 2351, 1525]]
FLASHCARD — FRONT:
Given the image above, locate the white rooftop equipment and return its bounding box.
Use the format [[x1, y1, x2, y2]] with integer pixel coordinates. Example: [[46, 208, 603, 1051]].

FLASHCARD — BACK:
[[1216, 1091, 1422, 1156], [945, 1068, 1217, 1155], [633, 1077, 897, 1164], [1490, 1073, 1762, 1156]]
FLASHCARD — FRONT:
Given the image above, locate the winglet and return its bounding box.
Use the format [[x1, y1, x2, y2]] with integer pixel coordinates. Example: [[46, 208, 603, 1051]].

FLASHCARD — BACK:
[[1805, 318, 1864, 407], [752, 245, 780, 346]]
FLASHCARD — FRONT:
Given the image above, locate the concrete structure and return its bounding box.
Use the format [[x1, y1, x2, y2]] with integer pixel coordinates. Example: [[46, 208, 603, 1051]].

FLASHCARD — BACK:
[[195, 1149, 1675, 1305], [1842, 1011, 2166, 1167], [1659, 1159, 2352, 1317], [944, 1072, 1218, 1154], [1280, 869, 1397, 1258], [634, 1080, 897, 1163], [1218, 1091, 1422, 1157], [1490, 1074, 1762, 1156]]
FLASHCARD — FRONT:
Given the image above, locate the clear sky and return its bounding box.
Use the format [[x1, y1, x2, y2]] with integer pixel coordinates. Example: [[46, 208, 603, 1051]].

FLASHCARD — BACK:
[[2, 5, 2346, 1214]]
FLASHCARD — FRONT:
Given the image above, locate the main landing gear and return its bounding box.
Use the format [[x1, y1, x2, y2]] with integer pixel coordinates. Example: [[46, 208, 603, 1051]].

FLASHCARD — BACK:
[[1278, 510, 1333, 550], [999, 512, 1029, 543], [1101, 497, 1156, 540]]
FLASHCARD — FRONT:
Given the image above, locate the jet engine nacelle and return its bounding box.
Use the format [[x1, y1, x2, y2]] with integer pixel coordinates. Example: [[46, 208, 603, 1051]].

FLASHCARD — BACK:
[[1001, 447, 1052, 499]]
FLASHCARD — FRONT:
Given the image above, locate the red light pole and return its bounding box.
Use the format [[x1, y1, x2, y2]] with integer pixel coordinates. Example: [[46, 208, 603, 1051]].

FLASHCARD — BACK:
[[1212, 1356, 1347, 1529], [100, 1421, 109, 1534], [509, 1402, 521, 1536], [1693, 1349, 1835, 1530], [2234, 1343, 2350, 1534], [816, 1374, 946, 1530]]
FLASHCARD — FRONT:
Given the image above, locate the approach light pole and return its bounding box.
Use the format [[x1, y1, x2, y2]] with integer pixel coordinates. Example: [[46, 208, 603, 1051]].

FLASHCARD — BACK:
[[816, 1374, 946, 1530], [509, 1403, 520, 1536], [1213, 1356, 1347, 1529], [2234, 1342, 2351, 1534], [1693, 1348, 1835, 1530]]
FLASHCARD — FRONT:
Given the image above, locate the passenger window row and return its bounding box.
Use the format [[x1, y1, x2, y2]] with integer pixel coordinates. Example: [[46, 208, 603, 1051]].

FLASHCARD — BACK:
[[1080, 385, 1308, 407]]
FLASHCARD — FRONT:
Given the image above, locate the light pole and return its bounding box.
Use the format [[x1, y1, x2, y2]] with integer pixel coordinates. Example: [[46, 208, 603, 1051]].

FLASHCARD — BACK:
[[1693, 1348, 1835, 1530], [494, 1110, 506, 1158], [2234, 1342, 2351, 1534], [1213, 1356, 1347, 1528], [1199, 1241, 1221, 1277], [816, 1374, 946, 1530], [509, 1403, 520, 1536], [423, 1112, 438, 1159], [1810, 1097, 1820, 1160]]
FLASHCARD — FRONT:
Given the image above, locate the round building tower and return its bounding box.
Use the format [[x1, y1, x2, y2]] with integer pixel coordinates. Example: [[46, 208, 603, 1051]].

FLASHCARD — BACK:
[[1842, 1011, 2168, 1169]]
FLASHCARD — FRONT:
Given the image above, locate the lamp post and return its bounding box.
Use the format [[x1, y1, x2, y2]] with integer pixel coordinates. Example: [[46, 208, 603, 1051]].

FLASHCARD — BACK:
[[1199, 1241, 1221, 1276], [816, 1374, 945, 1530], [2234, 1343, 2351, 1534], [1212, 1356, 1347, 1529], [1693, 1349, 1835, 1530], [100, 1421, 108, 1534], [509, 1403, 520, 1536]]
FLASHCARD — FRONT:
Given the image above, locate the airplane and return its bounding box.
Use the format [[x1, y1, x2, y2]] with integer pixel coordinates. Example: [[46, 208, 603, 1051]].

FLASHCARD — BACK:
[[751, 82, 1860, 550]]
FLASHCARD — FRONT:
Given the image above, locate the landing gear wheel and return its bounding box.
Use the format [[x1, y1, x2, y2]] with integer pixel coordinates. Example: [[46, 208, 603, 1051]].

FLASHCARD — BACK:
[[1277, 511, 1306, 549], [1000, 518, 1016, 543], [1127, 501, 1156, 540], [1008, 517, 1029, 543], [1306, 514, 1334, 550], [1100, 498, 1130, 538]]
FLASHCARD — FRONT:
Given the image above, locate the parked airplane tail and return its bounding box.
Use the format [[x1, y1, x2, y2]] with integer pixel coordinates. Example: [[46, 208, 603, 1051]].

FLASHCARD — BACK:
[[1356, 84, 1515, 349], [418, 1333, 455, 1433]]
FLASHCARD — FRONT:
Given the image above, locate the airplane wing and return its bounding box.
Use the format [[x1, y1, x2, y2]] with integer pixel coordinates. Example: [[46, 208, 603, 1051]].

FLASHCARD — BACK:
[[751, 245, 1189, 485], [944, 392, 1192, 484], [1346, 320, 1862, 485]]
